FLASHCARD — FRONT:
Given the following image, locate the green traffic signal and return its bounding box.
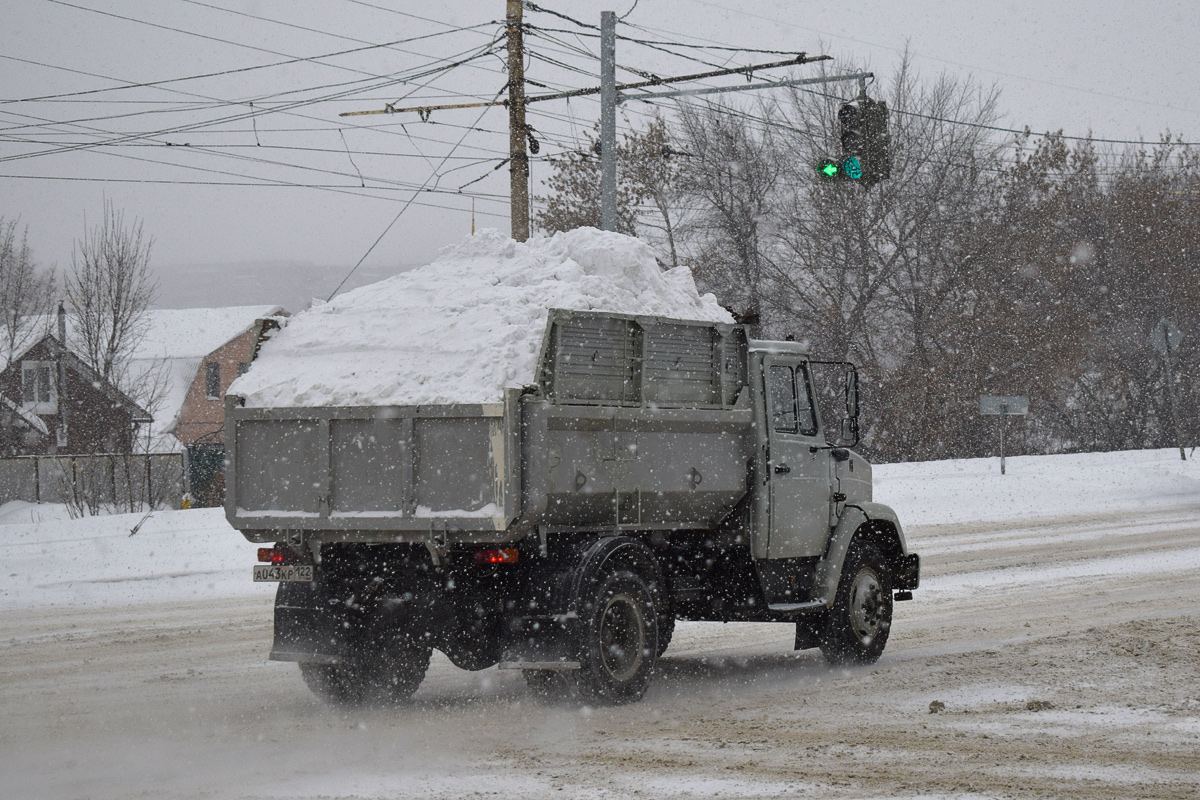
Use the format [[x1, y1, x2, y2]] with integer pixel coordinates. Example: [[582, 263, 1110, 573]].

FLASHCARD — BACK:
[[818, 157, 864, 182]]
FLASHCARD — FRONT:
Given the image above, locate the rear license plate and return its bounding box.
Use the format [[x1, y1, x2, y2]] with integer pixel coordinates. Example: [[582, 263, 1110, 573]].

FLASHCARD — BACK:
[[253, 564, 314, 582]]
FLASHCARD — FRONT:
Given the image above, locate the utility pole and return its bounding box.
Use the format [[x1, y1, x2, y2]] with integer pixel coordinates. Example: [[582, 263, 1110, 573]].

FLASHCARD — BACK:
[[506, 0, 529, 241], [1150, 318, 1186, 460], [599, 10, 617, 232]]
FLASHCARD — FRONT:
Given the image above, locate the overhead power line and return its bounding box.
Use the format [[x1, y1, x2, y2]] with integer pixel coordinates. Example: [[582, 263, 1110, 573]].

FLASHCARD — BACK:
[[529, 24, 805, 56], [42, 0, 413, 82], [0, 25, 498, 105], [0, 43, 502, 135], [0, 37, 509, 163], [326, 87, 509, 300], [0, 173, 510, 217]]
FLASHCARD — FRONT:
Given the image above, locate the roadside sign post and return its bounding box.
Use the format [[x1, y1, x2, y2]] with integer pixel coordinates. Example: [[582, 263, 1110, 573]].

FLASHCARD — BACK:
[[980, 395, 1029, 474], [1148, 318, 1186, 461]]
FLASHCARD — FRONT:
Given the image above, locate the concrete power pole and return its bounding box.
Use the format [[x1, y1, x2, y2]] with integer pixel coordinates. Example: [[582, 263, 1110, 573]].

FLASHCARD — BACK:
[[599, 10, 617, 232], [506, 0, 529, 241]]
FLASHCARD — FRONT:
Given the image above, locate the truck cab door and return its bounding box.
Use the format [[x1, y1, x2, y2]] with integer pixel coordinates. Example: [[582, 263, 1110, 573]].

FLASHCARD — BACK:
[[763, 357, 831, 559]]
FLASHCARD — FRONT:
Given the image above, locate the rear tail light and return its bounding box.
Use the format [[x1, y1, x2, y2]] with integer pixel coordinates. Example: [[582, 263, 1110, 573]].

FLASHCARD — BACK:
[[473, 547, 518, 565], [258, 547, 298, 565]]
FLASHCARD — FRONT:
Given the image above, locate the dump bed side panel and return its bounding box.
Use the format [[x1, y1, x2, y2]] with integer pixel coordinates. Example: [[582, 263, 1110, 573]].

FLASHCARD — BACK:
[[225, 390, 521, 542], [521, 402, 754, 531], [523, 310, 754, 531]]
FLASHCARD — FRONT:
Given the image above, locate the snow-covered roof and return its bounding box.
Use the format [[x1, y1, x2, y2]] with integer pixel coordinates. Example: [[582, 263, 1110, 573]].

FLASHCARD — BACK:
[[125, 305, 284, 438], [129, 305, 284, 362], [232, 228, 731, 409], [1, 394, 50, 435]]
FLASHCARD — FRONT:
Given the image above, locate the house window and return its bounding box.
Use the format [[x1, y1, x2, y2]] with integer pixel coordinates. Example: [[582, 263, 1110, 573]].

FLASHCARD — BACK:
[[206, 362, 221, 400], [21, 361, 57, 414]]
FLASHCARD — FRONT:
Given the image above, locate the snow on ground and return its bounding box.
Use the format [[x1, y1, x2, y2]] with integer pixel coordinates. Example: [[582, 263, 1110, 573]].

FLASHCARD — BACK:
[[0, 504, 270, 609], [229, 228, 731, 408], [4, 448, 1199, 800], [2, 447, 1198, 611], [874, 446, 1200, 526]]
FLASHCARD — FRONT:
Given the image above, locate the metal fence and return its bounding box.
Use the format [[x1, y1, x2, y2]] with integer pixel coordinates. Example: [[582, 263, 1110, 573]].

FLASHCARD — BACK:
[[0, 453, 184, 510]]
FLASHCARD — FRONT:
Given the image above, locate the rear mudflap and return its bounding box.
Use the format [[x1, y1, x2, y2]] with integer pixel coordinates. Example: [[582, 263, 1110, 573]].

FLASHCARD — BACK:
[[269, 581, 350, 664]]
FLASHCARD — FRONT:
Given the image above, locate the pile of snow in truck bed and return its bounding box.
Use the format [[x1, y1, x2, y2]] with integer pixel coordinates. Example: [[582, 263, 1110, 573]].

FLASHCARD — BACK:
[[230, 228, 731, 408]]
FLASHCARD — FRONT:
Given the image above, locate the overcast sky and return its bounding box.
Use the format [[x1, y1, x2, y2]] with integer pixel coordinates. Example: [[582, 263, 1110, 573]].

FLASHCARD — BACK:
[[2, 0, 1198, 305]]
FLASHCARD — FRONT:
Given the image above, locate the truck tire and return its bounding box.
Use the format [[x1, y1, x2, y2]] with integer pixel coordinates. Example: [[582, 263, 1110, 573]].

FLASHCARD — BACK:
[[298, 612, 431, 706], [364, 629, 432, 704], [820, 540, 893, 666], [657, 613, 675, 657], [299, 661, 359, 705], [574, 569, 658, 705]]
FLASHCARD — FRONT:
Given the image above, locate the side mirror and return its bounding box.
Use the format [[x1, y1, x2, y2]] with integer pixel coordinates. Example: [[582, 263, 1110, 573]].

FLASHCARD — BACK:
[[810, 360, 862, 449]]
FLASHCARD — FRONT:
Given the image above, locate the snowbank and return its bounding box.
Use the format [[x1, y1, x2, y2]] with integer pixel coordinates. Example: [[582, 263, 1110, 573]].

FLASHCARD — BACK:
[[4, 448, 1199, 611], [230, 228, 731, 408], [874, 447, 1200, 527], [0, 506, 270, 610]]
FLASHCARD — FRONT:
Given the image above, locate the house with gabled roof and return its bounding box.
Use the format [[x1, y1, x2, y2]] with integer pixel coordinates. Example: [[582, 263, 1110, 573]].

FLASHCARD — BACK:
[[0, 326, 153, 456], [125, 305, 286, 448], [0, 305, 287, 503]]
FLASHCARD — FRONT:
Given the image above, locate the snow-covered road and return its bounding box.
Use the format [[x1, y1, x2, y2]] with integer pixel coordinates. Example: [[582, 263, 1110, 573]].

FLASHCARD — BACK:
[[2, 449, 1199, 799]]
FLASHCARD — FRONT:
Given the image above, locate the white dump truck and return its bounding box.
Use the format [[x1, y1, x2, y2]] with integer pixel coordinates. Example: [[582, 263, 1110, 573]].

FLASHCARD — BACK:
[[227, 309, 919, 705]]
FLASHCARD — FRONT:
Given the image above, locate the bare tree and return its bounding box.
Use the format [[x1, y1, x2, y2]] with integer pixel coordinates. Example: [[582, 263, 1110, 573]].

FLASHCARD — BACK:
[[622, 116, 688, 268], [65, 201, 157, 388], [675, 97, 784, 327], [535, 116, 688, 267], [0, 216, 56, 366], [535, 123, 647, 238]]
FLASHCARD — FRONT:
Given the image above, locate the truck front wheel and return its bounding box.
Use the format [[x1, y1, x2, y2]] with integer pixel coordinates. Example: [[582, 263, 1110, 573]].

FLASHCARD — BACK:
[[574, 569, 658, 704], [820, 540, 893, 666]]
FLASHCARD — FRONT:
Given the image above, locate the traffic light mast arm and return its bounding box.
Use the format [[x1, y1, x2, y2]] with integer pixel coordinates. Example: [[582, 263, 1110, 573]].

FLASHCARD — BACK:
[[338, 54, 838, 117], [623, 70, 873, 103]]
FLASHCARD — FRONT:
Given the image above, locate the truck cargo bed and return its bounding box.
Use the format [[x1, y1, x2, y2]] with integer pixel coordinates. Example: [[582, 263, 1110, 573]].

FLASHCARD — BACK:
[[227, 310, 753, 544]]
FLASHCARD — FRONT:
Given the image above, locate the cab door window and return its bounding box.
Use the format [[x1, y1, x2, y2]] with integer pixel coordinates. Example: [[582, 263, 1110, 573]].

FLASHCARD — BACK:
[[768, 365, 799, 433]]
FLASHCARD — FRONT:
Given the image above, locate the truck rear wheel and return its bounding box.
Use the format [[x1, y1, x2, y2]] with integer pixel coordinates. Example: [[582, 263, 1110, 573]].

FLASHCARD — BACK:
[[574, 569, 658, 705], [298, 612, 431, 705], [299, 661, 359, 704], [657, 613, 675, 657], [820, 540, 893, 666]]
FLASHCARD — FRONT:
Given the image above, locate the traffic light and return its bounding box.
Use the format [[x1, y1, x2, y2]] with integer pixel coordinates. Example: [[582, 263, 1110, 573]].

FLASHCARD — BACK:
[[814, 103, 868, 184], [858, 97, 892, 188], [821, 98, 892, 188]]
